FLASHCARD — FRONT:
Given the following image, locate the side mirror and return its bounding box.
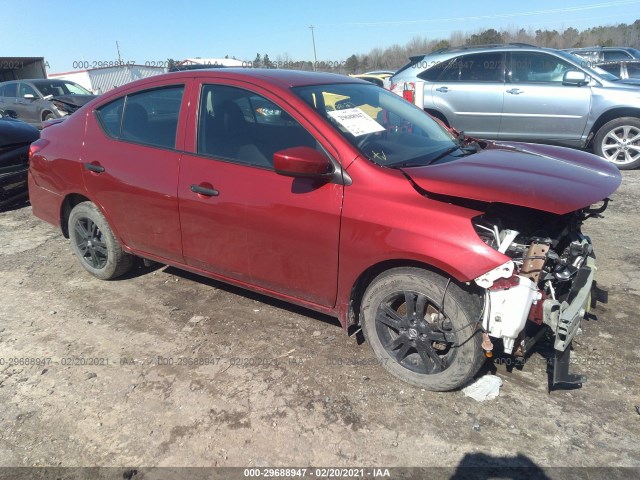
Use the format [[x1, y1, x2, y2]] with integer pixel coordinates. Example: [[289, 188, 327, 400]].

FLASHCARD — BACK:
[[23, 94, 36, 100], [273, 146, 333, 179], [563, 70, 589, 86]]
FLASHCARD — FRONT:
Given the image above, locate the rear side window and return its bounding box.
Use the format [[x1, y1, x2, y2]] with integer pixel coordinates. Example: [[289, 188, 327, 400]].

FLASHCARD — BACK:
[[603, 50, 632, 61], [96, 97, 125, 137], [0, 83, 17, 97], [438, 53, 505, 82], [95, 85, 184, 149]]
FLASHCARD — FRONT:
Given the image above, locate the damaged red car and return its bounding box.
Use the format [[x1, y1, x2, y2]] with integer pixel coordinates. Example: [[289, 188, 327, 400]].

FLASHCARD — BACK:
[[28, 70, 621, 391]]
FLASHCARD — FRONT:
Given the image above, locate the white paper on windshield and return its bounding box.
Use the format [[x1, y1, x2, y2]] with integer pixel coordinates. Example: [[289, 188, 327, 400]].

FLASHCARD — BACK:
[[327, 107, 385, 137]]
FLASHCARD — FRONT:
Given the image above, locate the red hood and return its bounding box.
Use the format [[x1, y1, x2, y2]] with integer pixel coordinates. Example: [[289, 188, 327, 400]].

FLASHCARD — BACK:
[[401, 142, 622, 215]]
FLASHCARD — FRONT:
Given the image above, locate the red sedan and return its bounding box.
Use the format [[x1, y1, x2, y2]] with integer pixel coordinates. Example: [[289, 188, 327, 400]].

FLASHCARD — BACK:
[[28, 69, 620, 391]]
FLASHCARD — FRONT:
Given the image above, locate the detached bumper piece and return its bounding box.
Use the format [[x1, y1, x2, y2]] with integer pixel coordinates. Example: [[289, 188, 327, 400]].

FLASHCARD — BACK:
[[545, 256, 601, 391], [550, 342, 586, 391]]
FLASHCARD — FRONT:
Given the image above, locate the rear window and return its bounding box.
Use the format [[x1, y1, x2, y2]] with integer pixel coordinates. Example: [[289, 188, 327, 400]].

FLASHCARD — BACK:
[[95, 85, 184, 149], [394, 55, 427, 76], [417, 59, 452, 82]]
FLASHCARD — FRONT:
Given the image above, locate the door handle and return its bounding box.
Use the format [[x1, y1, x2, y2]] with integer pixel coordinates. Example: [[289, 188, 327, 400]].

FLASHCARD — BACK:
[[190, 184, 219, 197], [435, 87, 450, 93], [506, 88, 523, 95], [84, 163, 105, 173]]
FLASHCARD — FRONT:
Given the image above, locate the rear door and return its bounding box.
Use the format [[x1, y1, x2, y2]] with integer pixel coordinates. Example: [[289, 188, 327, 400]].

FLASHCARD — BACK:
[[14, 83, 39, 126], [178, 80, 343, 306], [500, 52, 591, 142], [429, 51, 506, 138], [81, 81, 190, 262], [0, 83, 17, 116]]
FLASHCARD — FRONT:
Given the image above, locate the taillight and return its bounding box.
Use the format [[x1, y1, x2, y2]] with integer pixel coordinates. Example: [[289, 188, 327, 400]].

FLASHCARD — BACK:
[[29, 139, 49, 160], [402, 82, 415, 103]]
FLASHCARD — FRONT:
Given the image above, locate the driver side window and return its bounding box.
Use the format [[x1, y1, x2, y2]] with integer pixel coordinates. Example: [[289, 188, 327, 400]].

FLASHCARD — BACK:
[[18, 84, 37, 98], [197, 84, 317, 169], [511, 53, 574, 83]]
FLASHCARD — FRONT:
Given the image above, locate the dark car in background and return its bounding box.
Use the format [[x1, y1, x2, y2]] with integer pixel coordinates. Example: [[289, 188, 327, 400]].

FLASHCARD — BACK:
[[0, 79, 95, 128], [565, 46, 640, 63], [0, 109, 39, 209], [595, 60, 640, 83]]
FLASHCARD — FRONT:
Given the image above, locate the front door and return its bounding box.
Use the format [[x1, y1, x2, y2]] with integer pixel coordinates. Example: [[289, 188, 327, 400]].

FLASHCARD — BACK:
[[14, 83, 39, 126], [178, 82, 343, 306], [500, 52, 591, 142]]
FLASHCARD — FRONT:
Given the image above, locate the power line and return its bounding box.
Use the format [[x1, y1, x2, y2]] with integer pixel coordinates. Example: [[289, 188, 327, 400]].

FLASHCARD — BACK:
[[327, 1, 640, 27]]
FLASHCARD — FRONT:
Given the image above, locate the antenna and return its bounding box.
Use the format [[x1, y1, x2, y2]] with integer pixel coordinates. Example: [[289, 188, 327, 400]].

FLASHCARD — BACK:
[[116, 41, 122, 65]]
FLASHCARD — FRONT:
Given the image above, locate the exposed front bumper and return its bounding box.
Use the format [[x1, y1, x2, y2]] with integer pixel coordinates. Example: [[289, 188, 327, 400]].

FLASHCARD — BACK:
[[543, 256, 596, 352]]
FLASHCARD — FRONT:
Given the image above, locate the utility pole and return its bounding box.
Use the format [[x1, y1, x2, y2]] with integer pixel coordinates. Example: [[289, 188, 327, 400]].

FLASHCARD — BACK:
[[309, 25, 318, 71], [116, 41, 122, 65]]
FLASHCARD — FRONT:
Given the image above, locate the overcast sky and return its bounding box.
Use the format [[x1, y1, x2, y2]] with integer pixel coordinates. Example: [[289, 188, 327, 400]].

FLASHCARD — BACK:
[[2, 0, 639, 72]]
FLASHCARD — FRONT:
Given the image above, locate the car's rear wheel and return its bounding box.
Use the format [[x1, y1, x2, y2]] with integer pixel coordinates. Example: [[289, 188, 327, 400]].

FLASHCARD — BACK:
[[68, 202, 133, 280], [594, 117, 640, 170], [361, 267, 484, 391]]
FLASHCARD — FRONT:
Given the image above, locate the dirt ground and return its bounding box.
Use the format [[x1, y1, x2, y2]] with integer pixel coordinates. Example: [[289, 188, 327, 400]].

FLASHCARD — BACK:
[[0, 170, 639, 476]]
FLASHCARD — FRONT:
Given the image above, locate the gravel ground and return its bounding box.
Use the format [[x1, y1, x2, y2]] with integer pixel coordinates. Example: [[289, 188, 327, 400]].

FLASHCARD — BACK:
[[0, 171, 638, 477]]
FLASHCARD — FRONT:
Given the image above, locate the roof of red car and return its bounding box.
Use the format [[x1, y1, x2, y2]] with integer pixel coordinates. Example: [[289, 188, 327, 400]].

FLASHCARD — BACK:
[[165, 68, 361, 88]]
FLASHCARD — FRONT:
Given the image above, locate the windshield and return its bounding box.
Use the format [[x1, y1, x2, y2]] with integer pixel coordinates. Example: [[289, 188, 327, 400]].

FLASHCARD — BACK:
[[32, 80, 92, 97], [293, 83, 460, 168]]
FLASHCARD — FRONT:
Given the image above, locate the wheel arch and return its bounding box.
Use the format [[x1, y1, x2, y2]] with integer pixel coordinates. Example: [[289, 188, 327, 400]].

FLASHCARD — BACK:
[[345, 259, 483, 329], [60, 193, 92, 238], [424, 108, 450, 127], [588, 107, 640, 146]]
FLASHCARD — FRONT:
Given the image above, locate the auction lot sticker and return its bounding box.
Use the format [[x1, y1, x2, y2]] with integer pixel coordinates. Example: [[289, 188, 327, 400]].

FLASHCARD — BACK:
[[327, 107, 385, 137]]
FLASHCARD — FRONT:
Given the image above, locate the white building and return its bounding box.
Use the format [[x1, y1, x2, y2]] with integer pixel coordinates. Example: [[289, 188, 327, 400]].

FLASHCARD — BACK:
[[48, 65, 166, 94], [177, 58, 244, 68]]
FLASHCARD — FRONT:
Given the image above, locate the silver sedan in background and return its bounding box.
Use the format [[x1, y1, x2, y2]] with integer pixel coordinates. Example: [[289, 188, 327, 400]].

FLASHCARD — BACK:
[[0, 79, 95, 128]]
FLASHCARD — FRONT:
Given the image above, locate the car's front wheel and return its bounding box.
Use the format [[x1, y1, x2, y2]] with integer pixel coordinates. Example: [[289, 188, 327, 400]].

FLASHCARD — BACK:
[[68, 202, 133, 280], [361, 267, 485, 391], [594, 117, 640, 170]]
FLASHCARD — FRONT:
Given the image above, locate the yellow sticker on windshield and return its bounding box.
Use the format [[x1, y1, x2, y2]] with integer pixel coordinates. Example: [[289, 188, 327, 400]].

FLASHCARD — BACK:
[[327, 107, 385, 137]]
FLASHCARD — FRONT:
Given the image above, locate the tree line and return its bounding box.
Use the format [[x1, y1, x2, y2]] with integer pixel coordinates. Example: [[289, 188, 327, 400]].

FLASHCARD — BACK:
[[169, 20, 640, 74], [341, 20, 640, 73]]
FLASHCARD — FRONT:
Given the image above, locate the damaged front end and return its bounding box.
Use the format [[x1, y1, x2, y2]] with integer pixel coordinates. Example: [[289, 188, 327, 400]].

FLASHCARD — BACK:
[[49, 94, 96, 117], [472, 200, 611, 390]]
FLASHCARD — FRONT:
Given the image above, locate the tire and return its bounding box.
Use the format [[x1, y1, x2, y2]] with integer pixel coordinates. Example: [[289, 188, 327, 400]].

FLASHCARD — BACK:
[[593, 117, 640, 170], [68, 202, 133, 280], [361, 267, 484, 391]]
